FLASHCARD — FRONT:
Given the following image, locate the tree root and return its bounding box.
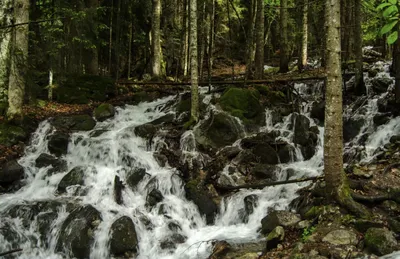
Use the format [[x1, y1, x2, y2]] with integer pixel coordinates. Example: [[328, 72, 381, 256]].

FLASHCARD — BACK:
[[351, 189, 400, 204]]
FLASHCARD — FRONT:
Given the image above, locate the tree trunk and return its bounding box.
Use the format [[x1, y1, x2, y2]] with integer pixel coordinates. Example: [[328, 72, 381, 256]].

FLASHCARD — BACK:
[[108, 0, 114, 75], [181, 0, 189, 77], [152, 0, 162, 79], [279, 0, 289, 73], [324, 0, 369, 217], [0, 0, 13, 103], [190, 0, 199, 122], [207, 0, 215, 87], [7, 0, 29, 121], [298, 0, 308, 71], [245, 0, 256, 80], [354, 0, 365, 95], [394, 25, 400, 103], [254, 0, 264, 79]]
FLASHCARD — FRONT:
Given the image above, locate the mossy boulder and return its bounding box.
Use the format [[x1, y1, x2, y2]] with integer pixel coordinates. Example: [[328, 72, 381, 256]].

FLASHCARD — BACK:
[[48, 132, 69, 157], [0, 123, 27, 146], [364, 227, 397, 256], [0, 160, 24, 185], [266, 226, 285, 250], [261, 210, 301, 234], [93, 103, 115, 122], [109, 216, 138, 256], [194, 111, 245, 150], [56, 205, 102, 259], [219, 87, 264, 125], [51, 115, 96, 131]]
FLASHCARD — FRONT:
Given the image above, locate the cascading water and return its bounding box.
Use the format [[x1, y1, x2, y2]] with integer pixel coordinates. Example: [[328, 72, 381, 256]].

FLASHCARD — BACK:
[[1, 61, 400, 258]]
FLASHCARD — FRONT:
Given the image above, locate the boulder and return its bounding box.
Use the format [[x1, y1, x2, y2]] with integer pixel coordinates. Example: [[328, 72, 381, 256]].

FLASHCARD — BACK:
[[217, 146, 241, 159], [251, 164, 279, 180], [185, 180, 219, 224], [371, 77, 392, 94], [147, 189, 164, 207], [266, 226, 285, 250], [241, 133, 275, 149], [134, 123, 158, 140], [252, 144, 279, 165], [242, 195, 258, 223], [261, 210, 301, 234], [93, 103, 115, 122], [56, 205, 102, 259], [150, 113, 175, 125], [0, 123, 27, 146], [343, 117, 365, 142], [57, 166, 95, 194], [278, 144, 295, 163], [160, 234, 187, 250], [153, 152, 168, 167], [322, 230, 358, 245], [365, 227, 397, 256], [109, 216, 138, 256], [35, 153, 67, 174], [292, 113, 311, 146], [48, 132, 69, 157], [0, 160, 24, 184], [114, 175, 123, 205], [51, 115, 96, 131], [126, 168, 147, 190], [373, 113, 390, 127], [310, 101, 325, 122], [194, 112, 245, 150]]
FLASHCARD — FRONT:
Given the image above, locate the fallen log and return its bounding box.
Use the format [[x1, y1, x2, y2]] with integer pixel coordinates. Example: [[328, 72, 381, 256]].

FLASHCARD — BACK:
[[0, 248, 23, 257], [215, 176, 323, 191]]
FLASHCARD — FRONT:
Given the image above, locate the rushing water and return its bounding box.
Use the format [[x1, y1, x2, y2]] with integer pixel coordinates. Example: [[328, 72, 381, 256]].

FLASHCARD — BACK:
[[1, 65, 400, 258]]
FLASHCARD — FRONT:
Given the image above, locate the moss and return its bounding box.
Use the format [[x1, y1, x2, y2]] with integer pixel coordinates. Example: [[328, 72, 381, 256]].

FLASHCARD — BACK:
[[183, 117, 196, 130], [36, 99, 47, 108], [0, 123, 27, 146], [0, 102, 8, 115], [264, 67, 279, 74], [304, 205, 332, 219]]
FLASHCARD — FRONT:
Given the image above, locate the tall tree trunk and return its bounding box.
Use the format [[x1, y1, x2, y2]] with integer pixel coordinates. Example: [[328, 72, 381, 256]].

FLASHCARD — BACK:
[[0, 0, 13, 103], [254, 0, 264, 79], [298, 0, 308, 71], [245, 0, 256, 80], [279, 0, 289, 73], [128, 21, 133, 79], [151, 0, 162, 79], [7, 0, 29, 121], [394, 25, 400, 103], [87, 0, 99, 75], [190, 0, 199, 122], [226, 0, 234, 79], [354, 0, 365, 95], [207, 0, 215, 88], [324, 0, 369, 217], [181, 0, 189, 77], [108, 0, 114, 75]]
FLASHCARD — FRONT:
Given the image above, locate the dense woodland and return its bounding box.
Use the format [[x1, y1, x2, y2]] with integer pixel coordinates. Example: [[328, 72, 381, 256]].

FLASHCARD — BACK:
[[2, 0, 400, 258]]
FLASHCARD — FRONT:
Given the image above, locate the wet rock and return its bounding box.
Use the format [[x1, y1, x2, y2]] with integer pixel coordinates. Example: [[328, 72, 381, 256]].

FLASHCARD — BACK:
[[0, 160, 24, 184], [311, 101, 325, 122], [168, 221, 182, 232], [371, 77, 392, 94], [51, 115, 96, 131], [147, 189, 164, 207], [93, 103, 115, 122], [296, 220, 311, 229], [56, 205, 102, 259], [89, 129, 108, 137], [322, 229, 357, 245], [109, 216, 138, 256], [278, 144, 295, 163], [365, 227, 397, 256], [48, 132, 69, 157], [36, 211, 59, 245], [153, 152, 168, 167], [139, 215, 154, 230], [251, 164, 279, 180], [266, 226, 285, 250], [134, 123, 158, 140], [241, 195, 258, 223], [373, 113, 390, 127], [36, 153, 60, 168], [292, 113, 310, 146], [261, 210, 301, 234], [160, 233, 187, 250], [217, 146, 241, 159], [343, 117, 365, 142], [194, 112, 245, 150], [388, 218, 400, 233], [353, 219, 385, 233], [57, 166, 95, 194], [114, 175, 123, 205], [126, 168, 147, 189], [185, 180, 218, 224], [150, 113, 175, 125], [241, 133, 275, 149], [251, 143, 279, 165]]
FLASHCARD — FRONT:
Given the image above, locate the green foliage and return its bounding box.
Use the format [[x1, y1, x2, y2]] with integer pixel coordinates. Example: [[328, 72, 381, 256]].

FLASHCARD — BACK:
[[377, 0, 400, 44], [301, 226, 316, 242]]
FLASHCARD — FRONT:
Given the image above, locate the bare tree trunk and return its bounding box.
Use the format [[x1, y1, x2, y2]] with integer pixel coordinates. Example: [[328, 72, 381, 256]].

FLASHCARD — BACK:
[[245, 0, 256, 80], [226, 0, 234, 79], [108, 0, 114, 76], [0, 0, 13, 103], [207, 0, 215, 88], [298, 0, 308, 71], [199, 0, 207, 81], [254, 0, 264, 79], [128, 21, 133, 79], [394, 25, 400, 103], [7, 0, 29, 121], [324, 0, 369, 217], [181, 0, 189, 77], [279, 0, 289, 73], [190, 0, 199, 122], [151, 0, 162, 79], [354, 0, 365, 95]]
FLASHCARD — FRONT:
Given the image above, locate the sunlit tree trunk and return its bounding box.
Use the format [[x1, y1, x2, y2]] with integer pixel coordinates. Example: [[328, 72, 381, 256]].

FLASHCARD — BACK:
[[354, 0, 365, 95], [7, 0, 29, 121], [190, 0, 199, 122], [151, 0, 163, 78], [0, 0, 13, 103], [254, 0, 264, 79], [207, 0, 215, 87], [245, 0, 256, 80], [298, 0, 308, 71], [393, 25, 400, 103], [279, 0, 289, 73]]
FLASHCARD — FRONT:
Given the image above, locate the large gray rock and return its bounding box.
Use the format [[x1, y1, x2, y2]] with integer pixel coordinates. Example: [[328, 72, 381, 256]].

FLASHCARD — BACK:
[[185, 181, 218, 224], [48, 132, 69, 157], [194, 112, 245, 150], [371, 77, 392, 94], [310, 101, 325, 122], [160, 234, 187, 250], [261, 210, 301, 234], [109, 216, 138, 256], [292, 113, 310, 146], [56, 205, 102, 259], [126, 168, 147, 190], [51, 115, 96, 131], [0, 160, 24, 184], [57, 166, 95, 194], [93, 103, 115, 122], [365, 227, 398, 256], [147, 189, 164, 207], [134, 123, 158, 140], [251, 143, 279, 165], [251, 164, 279, 180], [322, 229, 358, 245]]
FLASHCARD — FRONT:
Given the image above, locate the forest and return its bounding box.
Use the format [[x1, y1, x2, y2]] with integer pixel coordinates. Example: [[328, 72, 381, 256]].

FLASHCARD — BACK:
[[1, 0, 400, 258]]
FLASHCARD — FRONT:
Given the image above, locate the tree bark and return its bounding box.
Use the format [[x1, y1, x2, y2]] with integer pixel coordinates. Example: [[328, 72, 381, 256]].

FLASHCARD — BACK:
[[0, 0, 13, 103], [254, 0, 264, 79], [190, 0, 199, 122], [394, 25, 400, 103], [279, 0, 289, 73], [298, 0, 308, 71], [7, 0, 29, 121], [151, 0, 162, 78], [245, 0, 256, 80], [181, 0, 189, 77], [207, 0, 215, 88], [324, 0, 369, 217], [354, 0, 365, 95]]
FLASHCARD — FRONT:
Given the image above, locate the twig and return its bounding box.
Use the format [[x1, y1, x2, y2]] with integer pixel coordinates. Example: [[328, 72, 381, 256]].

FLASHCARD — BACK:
[[0, 248, 23, 257]]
